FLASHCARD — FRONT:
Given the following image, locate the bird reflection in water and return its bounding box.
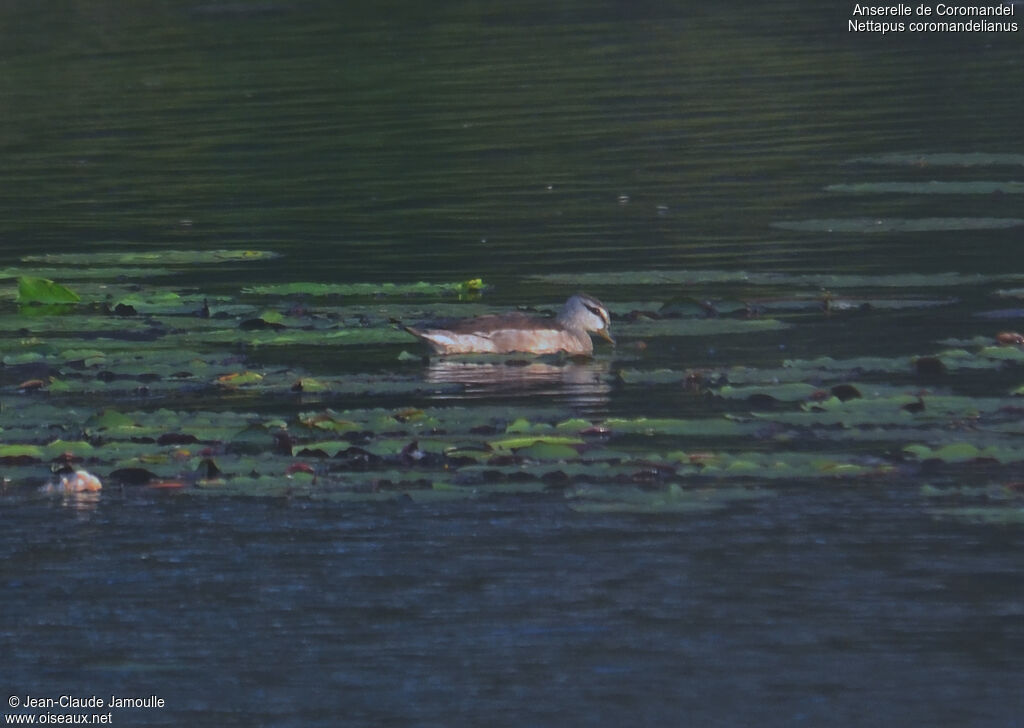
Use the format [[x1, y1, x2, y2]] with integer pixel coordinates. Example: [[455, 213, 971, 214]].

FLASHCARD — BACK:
[[59, 491, 102, 513], [38, 468, 103, 513], [422, 358, 612, 409]]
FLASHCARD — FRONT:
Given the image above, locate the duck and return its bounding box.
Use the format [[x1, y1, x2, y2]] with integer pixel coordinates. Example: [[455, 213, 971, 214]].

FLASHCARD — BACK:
[[405, 293, 614, 356]]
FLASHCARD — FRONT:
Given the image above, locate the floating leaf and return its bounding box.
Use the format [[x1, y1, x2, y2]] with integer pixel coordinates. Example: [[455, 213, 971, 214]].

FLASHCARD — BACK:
[[291, 377, 329, 393], [109, 291, 187, 315], [489, 435, 584, 452], [846, 153, 1024, 167], [555, 418, 593, 432], [298, 411, 366, 433], [977, 345, 1024, 362], [602, 417, 756, 438], [43, 440, 95, 457], [903, 443, 1003, 463], [293, 441, 354, 457], [715, 383, 821, 403], [194, 327, 411, 347], [515, 442, 580, 460], [929, 507, 1024, 524], [2, 352, 47, 366], [22, 250, 278, 265], [241, 280, 485, 298], [782, 355, 914, 375], [505, 418, 551, 434], [216, 371, 265, 387], [16, 277, 81, 304], [0, 444, 45, 460]]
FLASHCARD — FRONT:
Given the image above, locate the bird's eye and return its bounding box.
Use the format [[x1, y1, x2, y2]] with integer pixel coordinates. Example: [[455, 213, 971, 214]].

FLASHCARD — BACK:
[[583, 303, 609, 325]]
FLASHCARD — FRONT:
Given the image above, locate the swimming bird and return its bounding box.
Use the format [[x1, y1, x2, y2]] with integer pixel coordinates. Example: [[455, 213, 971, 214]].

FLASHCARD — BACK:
[[405, 294, 614, 356]]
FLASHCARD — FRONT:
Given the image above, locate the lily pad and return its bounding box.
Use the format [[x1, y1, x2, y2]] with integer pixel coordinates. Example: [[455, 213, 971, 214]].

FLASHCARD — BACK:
[[514, 442, 581, 460], [16, 277, 81, 304], [0, 444, 45, 460], [902, 443, 1019, 463], [602, 417, 756, 438], [928, 507, 1024, 524], [489, 435, 585, 452], [846, 153, 1024, 167], [192, 327, 412, 347], [715, 383, 821, 402], [22, 250, 279, 265], [241, 279, 484, 298]]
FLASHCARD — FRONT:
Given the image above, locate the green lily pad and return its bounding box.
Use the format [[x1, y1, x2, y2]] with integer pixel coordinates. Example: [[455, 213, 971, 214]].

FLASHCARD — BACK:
[[0, 444, 45, 459], [977, 345, 1024, 362], [903, 443, 1003, 463], [489, 435, 585, 452], [43, 440, 96, 457], [555, 418, 594, 432], [715, 383, 821, 402], [602, 417, 755, 437], [216, 371, 265, 387], [109, 291, 185, 314], [0, 312, 153, 333], [241, 279, 484, 298], [293, 440, 354, 457], [193, 327, 411, 347], [505, 418, 553, 434], [22, 249, 279, 266], [783, 355, 914, 375], [16, 277, 81, 304], [85, 409, 137, 431], [847, 153, 1024, 167], [929, 507, 1024, 524], [2, 352, 48, 366], [514, 442, 581, 460], [59, 349, 107, 366], [298, 411, 364, 433]]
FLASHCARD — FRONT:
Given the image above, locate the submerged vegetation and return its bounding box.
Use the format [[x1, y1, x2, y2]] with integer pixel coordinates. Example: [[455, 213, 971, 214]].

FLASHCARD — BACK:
[[1, 249, 1023, 522]]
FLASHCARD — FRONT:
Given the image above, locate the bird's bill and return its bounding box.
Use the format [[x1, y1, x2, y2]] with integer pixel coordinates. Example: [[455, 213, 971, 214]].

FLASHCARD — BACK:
[[596, 328, 615, 345]]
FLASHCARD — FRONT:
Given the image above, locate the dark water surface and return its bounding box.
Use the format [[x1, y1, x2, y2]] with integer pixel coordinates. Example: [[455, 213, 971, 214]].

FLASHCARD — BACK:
[[1, 1, 1023, 726]]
